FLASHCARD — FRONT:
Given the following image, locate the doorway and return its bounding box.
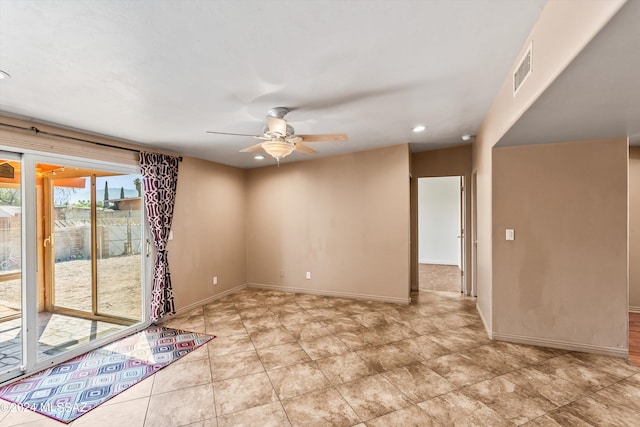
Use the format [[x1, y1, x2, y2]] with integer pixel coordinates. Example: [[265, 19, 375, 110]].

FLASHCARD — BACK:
[[417, 176, 464, 294], [0, 152, 149, 384]]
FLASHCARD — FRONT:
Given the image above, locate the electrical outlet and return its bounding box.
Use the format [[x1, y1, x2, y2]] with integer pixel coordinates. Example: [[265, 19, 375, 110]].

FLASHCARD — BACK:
[[306, 272, 311, 280], [213, 276, 218, 285]]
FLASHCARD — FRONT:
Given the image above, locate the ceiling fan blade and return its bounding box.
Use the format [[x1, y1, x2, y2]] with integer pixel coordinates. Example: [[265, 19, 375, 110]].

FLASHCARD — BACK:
[[239, 143, 264, 153], [266, 116, 287, 135], [294, 142, 317, 154], [298, 133, 348, 142], [206, 131, 262, 138]]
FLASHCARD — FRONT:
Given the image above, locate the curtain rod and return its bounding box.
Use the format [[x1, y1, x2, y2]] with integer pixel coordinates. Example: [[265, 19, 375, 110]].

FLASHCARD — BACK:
[[0, 121, 183, 161]]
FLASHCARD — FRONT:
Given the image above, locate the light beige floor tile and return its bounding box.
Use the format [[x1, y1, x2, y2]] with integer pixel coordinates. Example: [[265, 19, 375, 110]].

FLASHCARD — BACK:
[[417, 390, 512, 427], [281, 388, 360, 427], [491, 341, 567, 364], [298, 336, 349, 360], [406, 317, 441, 335], [550, 393, 640, 426], [336, 373, 412, 421], [267, 361, 331, 400], [356, 343, 423, 372], [534, 353, 624, 392], [207, 333, 255, 357], [502, 366, 589, 407], [334, 328, 385, 351], [257, 342, 311, 370], [145, 383, 215, 427], [316, 351, 377, 385], [236, 306, 271, 320], [460, 376, 557, 425], [152, 357, 212, 395], [382, 363, 456, 403], [460, 343, 530, 374], [322, 317, 366, 334], [184, 418, 217, 427], [250, 327, 296, 349], [283, 321, 331, 341], [205, 320, 247, 337], [72, 396, 148, 427], [217, 401, 289, 427], [275, 310, 314, 326], [365, 405, 439, 427], [424, 353, 498, 387], [393, 335, 450, 361], [241, 314, 283, 333], [0, 406, 66, 426], [305, 307, 346, 321], [210, 350, 264, 381], [213, 372, 278, 416], [594, 375, 640, 412], [426, 329, 485, 352]]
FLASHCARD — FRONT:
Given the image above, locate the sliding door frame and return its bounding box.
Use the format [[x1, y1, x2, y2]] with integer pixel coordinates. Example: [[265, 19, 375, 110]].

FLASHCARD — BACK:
[[2, 148, 152, 381]]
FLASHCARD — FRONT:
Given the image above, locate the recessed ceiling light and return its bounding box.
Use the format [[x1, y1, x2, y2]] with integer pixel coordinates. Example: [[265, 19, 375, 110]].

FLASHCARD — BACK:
[[254, 155, 265, 160], [0, 69, 11, 79], [461, 134, 475, 141], [412, 125, 426, 133]]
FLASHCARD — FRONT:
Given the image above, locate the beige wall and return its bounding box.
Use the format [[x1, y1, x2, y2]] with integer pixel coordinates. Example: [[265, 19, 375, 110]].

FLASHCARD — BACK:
[[411, 145, 472, 291], [492, 137, 628, 354], [630, 147, 640, 310], [169, 157, 247, 311], [246, 144, 411, 302], [472, 0, 626, 332]]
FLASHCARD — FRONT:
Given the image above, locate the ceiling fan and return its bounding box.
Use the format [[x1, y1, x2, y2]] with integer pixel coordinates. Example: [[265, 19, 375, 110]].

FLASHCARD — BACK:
[[206, 107, 347, 163]]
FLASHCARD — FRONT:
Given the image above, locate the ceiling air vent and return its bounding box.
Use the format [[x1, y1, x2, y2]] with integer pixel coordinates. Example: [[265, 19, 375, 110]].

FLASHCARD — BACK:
[[513, 42, 532, 96]]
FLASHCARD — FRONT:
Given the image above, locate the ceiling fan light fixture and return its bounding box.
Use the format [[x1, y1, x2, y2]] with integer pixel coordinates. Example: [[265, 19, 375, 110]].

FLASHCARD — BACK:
[[254, 155, 265, 160], [261, 140, 295, 162], [412, 125, 426, 133]]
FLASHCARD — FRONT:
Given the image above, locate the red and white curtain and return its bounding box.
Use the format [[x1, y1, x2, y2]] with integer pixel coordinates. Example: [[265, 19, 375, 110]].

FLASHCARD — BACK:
[[140, 152, 180, 322]]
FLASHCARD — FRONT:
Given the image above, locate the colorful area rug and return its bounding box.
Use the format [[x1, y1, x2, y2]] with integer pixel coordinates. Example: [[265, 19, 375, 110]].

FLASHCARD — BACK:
[[0, 326, 214, 423]]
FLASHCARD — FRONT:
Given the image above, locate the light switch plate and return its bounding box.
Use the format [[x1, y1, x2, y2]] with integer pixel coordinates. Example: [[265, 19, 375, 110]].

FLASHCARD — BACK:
[[506, 229, 515, 241]]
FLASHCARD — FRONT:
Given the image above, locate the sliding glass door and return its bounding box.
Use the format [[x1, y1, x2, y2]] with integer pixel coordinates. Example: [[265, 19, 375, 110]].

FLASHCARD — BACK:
[[0, 151, 149, 383]]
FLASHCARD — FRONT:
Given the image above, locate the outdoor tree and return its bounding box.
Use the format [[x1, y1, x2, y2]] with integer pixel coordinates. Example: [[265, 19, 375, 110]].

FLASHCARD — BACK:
[[53, 187, 75, 207], [0, 188, 20, 206], [120, 186, 125, 199], [103, 181, 109, 208], [133, 178, 142, 197]]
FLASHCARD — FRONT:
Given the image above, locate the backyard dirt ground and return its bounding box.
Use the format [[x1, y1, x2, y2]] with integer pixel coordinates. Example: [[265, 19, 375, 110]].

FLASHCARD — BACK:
[[0, 255, 142, 320]]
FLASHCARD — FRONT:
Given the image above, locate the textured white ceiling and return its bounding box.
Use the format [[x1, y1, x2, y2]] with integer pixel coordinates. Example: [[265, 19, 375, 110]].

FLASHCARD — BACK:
[[0, 0, 547, 168]]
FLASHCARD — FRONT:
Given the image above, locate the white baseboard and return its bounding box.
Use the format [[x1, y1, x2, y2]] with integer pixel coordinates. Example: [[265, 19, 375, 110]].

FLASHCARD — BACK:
[[629, 306, 640, 313], [491, 331, 628, 359], [247, 283, 411, 304], [476, 302, 493, 339], [172, 283, 248, 316]]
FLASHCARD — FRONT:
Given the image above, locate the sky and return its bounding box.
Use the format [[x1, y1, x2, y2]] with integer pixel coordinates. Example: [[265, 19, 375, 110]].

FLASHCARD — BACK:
[[59, 174, 142, 204]]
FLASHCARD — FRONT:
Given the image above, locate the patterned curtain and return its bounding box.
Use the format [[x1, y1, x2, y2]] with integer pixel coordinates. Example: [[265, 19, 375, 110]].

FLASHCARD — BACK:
[[139, 152, 180, 322]]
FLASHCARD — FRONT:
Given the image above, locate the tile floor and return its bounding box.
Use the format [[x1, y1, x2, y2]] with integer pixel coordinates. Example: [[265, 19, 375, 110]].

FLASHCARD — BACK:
[[1, 288, 640, 426], [418, 264, 461, 293], [0, 313, 127, 372]]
